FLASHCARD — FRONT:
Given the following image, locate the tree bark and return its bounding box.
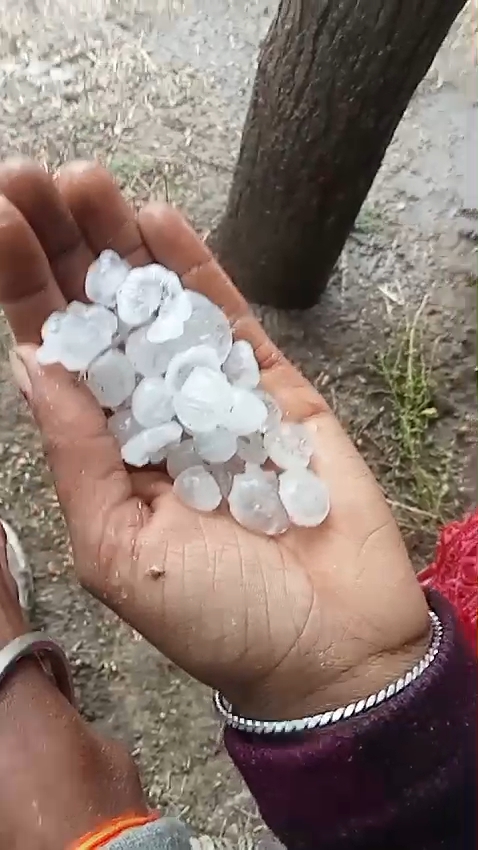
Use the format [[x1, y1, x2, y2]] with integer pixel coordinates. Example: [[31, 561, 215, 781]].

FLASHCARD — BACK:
[[212, 0, 466, 309]]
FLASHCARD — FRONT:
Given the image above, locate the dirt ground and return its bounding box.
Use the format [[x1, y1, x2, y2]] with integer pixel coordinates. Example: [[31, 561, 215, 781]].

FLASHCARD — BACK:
[[0, 1, 476, 846]]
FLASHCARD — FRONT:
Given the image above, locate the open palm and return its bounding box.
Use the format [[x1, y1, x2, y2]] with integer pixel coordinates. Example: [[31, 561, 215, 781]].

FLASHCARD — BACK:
[[0, 160, 428, 718]]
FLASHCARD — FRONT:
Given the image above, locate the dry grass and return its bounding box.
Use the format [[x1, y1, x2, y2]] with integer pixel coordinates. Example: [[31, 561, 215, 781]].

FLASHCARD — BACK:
[[376, 300, 451, 524]]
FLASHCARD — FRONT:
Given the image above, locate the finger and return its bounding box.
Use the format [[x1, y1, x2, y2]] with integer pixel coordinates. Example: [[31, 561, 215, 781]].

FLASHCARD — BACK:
[[56, 161, 152, 267], [138, 202, 281, 369], [9, 345, 148, 578], [0, 197, 65, 343], [0, 159, 93, 302]]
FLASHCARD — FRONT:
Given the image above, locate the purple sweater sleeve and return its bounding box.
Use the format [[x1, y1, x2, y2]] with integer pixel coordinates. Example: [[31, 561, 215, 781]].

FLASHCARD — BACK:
[[225, 592, 476, 850]]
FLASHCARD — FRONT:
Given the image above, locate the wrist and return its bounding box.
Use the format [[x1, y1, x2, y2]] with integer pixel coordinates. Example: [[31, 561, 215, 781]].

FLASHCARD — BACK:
[[306, 629, 431, 715], [0, 657, 148, 849], [224, 615, 432, 721], [217, 617, 440, 733]]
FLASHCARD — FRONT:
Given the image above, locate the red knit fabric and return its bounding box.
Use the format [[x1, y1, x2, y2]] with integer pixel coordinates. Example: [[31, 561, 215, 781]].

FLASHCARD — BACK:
[[419, 512, 477, 651]]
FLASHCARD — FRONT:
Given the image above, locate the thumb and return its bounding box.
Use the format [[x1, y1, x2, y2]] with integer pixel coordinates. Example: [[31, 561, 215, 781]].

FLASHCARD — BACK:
[[9, 344, 138, 580]]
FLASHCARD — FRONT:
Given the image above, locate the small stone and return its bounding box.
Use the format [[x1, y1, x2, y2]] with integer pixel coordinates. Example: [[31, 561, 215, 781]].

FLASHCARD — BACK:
[[173, 465, 222, 512], [221, 387, 268, 435], [87, 349, 136, 408], [85, 250, 130, 308], [146, 565, 165, 580], [223, 340, 260, 389], [228, 470, 290, 536], [132, 376, 174, 427], [278, 468, 330, 527], [263, 422, 313, 470], [194, 427, 237, 463]]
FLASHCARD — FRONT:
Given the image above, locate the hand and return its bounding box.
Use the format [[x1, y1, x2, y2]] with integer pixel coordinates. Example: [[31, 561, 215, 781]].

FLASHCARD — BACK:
[[0, 524, 148, 850], [0, 159, 430, 720]]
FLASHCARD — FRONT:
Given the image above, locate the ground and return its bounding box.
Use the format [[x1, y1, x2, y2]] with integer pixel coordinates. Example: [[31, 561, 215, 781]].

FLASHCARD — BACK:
[[0, 1, 476, 846]]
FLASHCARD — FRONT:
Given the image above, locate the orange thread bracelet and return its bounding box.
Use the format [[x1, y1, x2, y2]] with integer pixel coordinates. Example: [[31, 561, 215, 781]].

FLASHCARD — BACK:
[[69, 813, 160, 850]]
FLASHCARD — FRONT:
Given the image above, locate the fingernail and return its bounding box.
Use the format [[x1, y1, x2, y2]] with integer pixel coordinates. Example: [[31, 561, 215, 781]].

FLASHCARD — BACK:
[[9, 348, 33, 401]]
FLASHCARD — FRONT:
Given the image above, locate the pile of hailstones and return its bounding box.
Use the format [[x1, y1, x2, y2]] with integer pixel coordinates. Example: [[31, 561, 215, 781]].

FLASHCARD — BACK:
[[37, 251, 330, 536]]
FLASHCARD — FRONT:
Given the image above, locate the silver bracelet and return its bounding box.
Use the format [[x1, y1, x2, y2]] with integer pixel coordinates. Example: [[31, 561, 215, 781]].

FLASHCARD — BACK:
[[0, 632, 76, 706], [214, 609, 442, 735]]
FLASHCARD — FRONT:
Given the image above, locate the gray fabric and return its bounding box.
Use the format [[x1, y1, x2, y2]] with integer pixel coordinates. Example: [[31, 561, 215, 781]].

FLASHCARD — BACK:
[[103, 818, 192, 849]]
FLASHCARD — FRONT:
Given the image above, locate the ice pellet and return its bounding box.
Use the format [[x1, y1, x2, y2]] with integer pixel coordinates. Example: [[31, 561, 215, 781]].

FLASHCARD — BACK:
[[166, 439, 202, 479], [142, 422, 183, 453], [279, 469, 330, 527], [173, 366, 234, 434], [179, 292, 233, 363], [122, 421, 182, 466], [147, 289, 192, 343], [79, 303, 118, 336], [85, 250, 130, 308], [194, 427, 237, 463], [165, 345, 221, 395], [254, 389, 282, 432], [132, 377, 174, 427], [263, 422, 313, 470], [243, 463, 278, 487], [236, 432, 268, 465], [207, 464, 233, 497], [207, 456, 245, 497], [125, 326, 182, 377], [173, 465, 222, 512], [228, 470, 290, 536], [87, 349, 136, 409], [222, 387, 268, 435], [223, 340, 260, 389], [121, 431, 150, 467], [37, 304, 116, 371], [107, 408, 141, 447], [117, 264, 178, 327], [150, 435, 182, 465], [38, 252, 331, 533]]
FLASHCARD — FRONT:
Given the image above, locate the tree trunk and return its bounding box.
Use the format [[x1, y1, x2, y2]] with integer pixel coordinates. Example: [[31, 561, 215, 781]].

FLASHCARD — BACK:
[[212, 0, 466, 309]]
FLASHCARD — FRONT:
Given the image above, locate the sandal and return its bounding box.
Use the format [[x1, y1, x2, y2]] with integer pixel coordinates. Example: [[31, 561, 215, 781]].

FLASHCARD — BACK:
[[0, 518, 33, 614]]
